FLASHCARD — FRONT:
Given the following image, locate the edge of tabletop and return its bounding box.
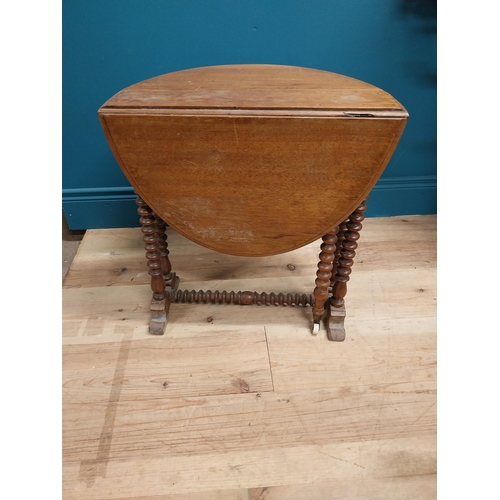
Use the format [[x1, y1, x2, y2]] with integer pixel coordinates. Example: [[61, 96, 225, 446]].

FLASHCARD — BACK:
[[97, 107, 409, 119]]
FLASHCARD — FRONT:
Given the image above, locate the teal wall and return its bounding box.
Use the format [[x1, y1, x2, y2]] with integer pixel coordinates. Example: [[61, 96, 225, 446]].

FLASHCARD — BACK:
[[62, 0, 436, 229]]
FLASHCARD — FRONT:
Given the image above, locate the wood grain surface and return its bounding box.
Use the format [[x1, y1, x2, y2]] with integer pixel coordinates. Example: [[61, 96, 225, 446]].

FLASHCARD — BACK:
[[100, 114, 406, 256], [99, 64, 408, 256], [63, 215, 436, 499], [101, 64, 407, 112]]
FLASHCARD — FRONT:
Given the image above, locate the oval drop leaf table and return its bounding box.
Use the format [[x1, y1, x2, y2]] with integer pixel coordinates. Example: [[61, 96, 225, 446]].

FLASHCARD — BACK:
[[98, 64, 408, 340]]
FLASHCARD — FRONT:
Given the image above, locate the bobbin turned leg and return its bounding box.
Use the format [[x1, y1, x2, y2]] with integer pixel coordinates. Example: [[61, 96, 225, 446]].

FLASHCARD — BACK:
[[312, 227, 339, 334], [326, 200, 367, 341], [136, 195, 169, 335], [154, 213, 172, 279], [154, 212, 180, 293], [330, 220, 347, 292]]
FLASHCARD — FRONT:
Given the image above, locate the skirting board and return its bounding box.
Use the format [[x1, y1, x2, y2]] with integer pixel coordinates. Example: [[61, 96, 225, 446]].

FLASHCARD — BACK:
[[62, 176, 436, 230]]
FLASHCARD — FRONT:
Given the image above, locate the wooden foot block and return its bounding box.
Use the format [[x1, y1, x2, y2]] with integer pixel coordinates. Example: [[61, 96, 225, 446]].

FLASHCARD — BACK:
[[326, 301, 346, 342], [149, 298, 168, 335]]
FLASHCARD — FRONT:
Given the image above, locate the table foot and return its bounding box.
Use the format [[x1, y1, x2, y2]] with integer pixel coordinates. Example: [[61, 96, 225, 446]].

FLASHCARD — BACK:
[[312, 321, 321, 334], [149, 297, 168, 335], [325, 301, 346, 341], [148, 273, 180, 335]]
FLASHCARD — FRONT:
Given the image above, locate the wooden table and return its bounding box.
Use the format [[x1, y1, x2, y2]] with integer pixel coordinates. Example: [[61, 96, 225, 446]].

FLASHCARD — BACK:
[[98, 64, 408, 340]]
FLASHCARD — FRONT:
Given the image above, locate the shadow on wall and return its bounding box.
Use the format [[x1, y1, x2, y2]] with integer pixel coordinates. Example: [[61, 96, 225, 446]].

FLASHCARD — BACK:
[[401, 0, 437, 22], [400, 0, 437, 88]]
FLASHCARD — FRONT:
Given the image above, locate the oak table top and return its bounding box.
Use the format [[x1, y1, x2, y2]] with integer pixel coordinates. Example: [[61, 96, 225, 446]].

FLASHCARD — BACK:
[[99, 64, 408, 257]]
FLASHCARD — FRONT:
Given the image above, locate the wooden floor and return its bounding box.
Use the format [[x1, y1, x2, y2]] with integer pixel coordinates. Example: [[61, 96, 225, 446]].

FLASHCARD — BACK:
[[62, 215, 437, 500]]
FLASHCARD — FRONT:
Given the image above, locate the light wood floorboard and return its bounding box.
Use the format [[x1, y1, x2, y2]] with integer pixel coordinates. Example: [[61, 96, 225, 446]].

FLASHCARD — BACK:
[[62, 215, 436, 499]]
